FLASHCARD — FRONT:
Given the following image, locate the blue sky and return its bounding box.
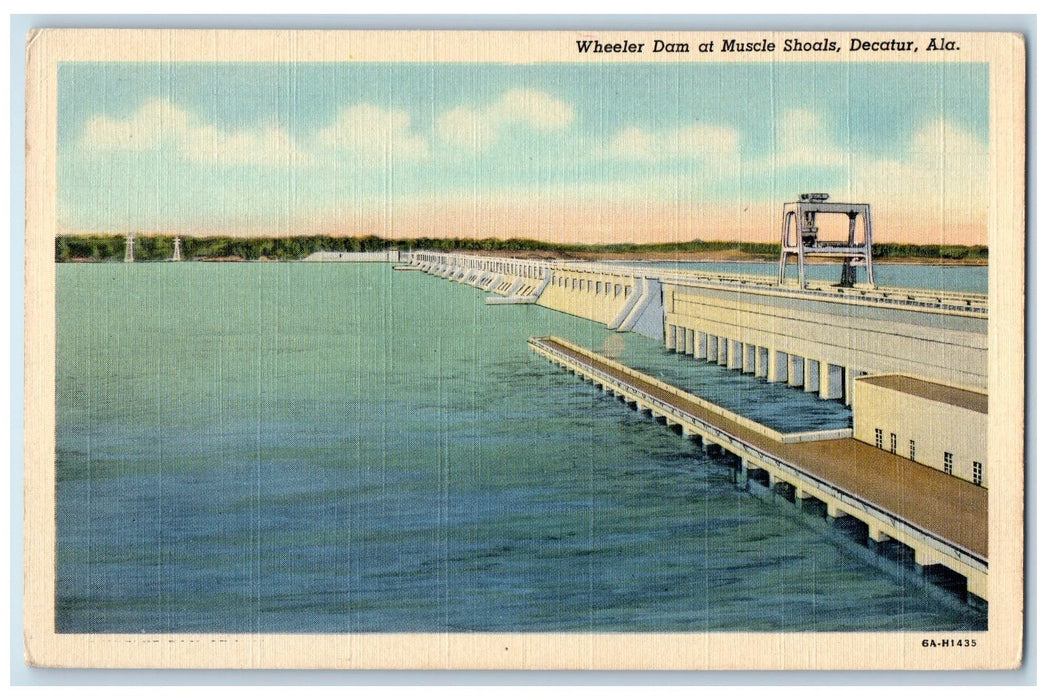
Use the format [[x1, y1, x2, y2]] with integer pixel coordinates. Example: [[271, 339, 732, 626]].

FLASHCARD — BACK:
[[57, 61, 990, 244]]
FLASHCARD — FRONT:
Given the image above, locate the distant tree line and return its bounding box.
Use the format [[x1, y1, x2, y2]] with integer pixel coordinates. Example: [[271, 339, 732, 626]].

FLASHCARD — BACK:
[[871, 243, 988, 260], [56, 235, 175, 261], [55, 234, 989, 262]]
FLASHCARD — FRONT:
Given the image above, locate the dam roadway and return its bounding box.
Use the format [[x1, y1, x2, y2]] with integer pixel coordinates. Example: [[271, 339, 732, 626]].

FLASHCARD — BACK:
[[529, 335, 988, 604]]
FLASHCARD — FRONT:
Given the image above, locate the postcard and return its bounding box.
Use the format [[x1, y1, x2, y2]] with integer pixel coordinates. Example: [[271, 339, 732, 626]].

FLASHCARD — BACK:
[[23, 28, 1025, 669]]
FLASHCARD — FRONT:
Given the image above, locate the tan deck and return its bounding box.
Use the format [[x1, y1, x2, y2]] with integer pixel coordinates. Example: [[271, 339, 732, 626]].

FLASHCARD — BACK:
[[857, 374, 988, 414], [538, 337, 987, 560]]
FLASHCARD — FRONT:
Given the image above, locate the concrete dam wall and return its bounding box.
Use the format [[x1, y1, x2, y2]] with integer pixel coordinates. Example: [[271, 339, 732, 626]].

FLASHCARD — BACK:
[[406, 252, 988, 397]]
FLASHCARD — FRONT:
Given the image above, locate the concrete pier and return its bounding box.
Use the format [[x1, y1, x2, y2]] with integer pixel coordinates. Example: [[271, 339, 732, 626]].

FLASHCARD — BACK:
[[755, 347, 768, 378], [727, 340, 743, 370], [529, 335, 988, 606], [788, 354, 804, 387], [743, 344, 756, 374], [804, 358, 820, 393], [769, 350, 788, 383], [820, 363, 844, 400]]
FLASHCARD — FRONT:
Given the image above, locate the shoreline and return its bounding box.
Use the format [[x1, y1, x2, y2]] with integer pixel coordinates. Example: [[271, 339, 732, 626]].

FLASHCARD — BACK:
[[377, 248, 988, 266], [547, 252, 987, 266], [61, 254, 988, 266], [56, 235, 989, 267]]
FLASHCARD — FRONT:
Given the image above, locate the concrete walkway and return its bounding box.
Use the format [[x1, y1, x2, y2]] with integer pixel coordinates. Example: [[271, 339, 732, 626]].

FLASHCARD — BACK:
[[537, 336, 987, 560]]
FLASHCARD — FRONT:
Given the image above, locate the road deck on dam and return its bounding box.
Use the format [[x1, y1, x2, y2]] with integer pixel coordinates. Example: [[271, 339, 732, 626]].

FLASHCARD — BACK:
[[535, 336, 987, 560]]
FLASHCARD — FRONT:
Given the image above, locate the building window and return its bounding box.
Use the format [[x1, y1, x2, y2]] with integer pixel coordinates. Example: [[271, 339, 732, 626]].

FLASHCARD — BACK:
[[973, 461, 983, 486], [890, 433, 897, 454], [875, 428, 883, 450], [944, 452, 953, 475], [909, 440, 916, 461]]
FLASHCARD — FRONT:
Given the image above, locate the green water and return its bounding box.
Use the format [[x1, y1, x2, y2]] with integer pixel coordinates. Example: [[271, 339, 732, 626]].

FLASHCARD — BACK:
[[55, 263, 986, 632]]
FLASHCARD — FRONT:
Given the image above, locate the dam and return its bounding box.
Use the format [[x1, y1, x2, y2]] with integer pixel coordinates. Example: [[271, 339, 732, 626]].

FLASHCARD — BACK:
[[400, 244, 990, 607], [408, 251, 988, 396]]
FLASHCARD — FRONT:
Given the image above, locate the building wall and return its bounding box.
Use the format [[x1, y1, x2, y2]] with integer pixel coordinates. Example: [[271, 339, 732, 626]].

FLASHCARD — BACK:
[[852, 377, 988, 488]]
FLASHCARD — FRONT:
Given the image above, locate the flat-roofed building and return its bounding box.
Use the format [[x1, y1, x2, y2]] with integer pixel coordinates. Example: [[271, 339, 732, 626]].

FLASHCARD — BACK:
[[853, 374, 987, 488]]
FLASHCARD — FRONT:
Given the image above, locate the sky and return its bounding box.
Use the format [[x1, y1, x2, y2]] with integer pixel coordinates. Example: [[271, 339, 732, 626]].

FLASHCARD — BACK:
[[57, 61, 990, 245]]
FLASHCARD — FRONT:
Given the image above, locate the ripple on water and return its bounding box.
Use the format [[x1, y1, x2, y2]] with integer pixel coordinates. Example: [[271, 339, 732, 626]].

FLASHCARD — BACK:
[[55, 263, 986, 633]]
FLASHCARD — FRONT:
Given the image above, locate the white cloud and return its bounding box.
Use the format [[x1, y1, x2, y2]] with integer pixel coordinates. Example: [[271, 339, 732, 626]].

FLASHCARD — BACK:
[[773, 117, 989, 239], [770, 108, 848, 168], [767, 111, 987, 171], [80, 98, 431, 167], [854, 119, 987, 194], [436, 88, 573, 150], [186, 124, 302, 166], [494, 89, 573, 130], [81, 99, 188, 151], [315, 103, 429, 162], [909, 118, 987, 155], [754, 112, 987, 226], [860, 120, 988, 228], [437, 106, 492, 152], [607, 122, 740, 161], [81, 99, 301, 166]]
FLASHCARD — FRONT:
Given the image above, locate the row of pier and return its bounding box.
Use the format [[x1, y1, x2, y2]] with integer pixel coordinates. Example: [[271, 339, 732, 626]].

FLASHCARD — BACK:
[[406, 251, 989, 315], [529, 335, 987, 608], [409, 255, 550, 304], [665, 323, 852, 403]]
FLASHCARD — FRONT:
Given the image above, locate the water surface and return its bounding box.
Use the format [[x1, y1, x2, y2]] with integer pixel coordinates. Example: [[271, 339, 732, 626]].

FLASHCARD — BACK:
[[55, 263, 985, 633]]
